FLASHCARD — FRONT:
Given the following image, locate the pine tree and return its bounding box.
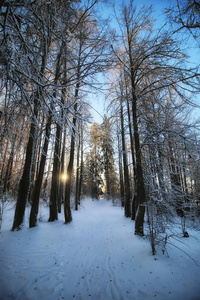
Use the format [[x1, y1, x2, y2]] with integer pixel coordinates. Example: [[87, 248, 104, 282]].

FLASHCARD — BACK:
[[101, 116, 115, 199]]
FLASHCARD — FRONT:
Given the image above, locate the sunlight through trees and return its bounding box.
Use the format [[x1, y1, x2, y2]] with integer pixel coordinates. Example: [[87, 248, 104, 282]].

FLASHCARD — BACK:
[[0, 0, 200, 254]]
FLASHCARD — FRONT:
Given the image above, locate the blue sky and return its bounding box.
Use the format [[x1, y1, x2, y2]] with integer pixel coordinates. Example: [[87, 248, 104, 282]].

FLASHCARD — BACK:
[[90, 0, 199, 124]]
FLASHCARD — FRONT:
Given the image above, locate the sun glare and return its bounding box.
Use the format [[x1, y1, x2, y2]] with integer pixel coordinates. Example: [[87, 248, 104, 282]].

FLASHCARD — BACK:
[[61, 173, 67, 181]]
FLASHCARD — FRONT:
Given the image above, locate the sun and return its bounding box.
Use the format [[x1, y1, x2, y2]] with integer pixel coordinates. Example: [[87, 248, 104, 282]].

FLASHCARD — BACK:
[[61, 173, 67, 181]]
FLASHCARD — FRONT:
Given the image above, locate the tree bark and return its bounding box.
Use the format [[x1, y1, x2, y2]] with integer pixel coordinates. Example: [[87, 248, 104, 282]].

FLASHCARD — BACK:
[[3, 135, 16, 193], [117, 121, 125, 207], [126, 96, 137, 220], [75, 130, 80, 211], [48, 46, 63, 222], [58, 130, 66, 213], [120, 93, 131, 217], [11, 30, 49, 230], [168, 140, 183, 216], [64, 103, 77, 223], [48, 123, 61, 222], [29, 113, 52, 227], [12, 96, 39, 230], [131, 91, 146, 236], [104, 147, 110, 198], [125, 17, 146, 235], [77, 125, 84, 205]]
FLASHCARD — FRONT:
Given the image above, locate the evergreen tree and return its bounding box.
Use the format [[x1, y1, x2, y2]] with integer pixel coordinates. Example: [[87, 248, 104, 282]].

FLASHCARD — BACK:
[[101, 116, 116, 199], [88, 123, 104, 199]]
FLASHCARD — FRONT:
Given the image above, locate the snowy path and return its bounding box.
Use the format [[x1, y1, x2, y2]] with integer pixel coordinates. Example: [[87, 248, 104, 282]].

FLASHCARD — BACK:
[[0, 198, 200, 300]]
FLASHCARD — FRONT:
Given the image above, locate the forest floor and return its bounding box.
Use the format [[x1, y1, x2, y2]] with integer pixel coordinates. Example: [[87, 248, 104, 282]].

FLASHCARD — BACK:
[[0, 197, 200, 300]]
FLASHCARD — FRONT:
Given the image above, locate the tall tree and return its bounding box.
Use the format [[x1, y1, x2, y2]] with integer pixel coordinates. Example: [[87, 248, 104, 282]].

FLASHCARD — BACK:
[[119, 81, 131, 217], [116, 120, 125, 207], [29, 112, 52, 227], [101, 115, 115, 198], [88, 122, 104, 199], [64, 3, 111, 221], [111, 0, 199, 235], [49, 46, 64, 222]]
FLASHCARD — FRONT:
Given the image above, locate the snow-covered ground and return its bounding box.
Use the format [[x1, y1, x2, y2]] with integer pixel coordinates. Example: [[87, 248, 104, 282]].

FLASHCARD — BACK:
[[0, 198, 200, 300]]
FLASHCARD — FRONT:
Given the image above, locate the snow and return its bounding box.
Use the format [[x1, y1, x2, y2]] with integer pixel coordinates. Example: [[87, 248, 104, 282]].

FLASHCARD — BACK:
[[0, 198, 200, 300]]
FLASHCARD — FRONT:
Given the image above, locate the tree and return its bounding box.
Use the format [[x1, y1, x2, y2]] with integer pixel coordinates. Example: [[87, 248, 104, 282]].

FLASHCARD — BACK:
[[63, 2, 111, 222], [29, 112, 52, 227], [116, 120, 125, 207], [48, 47, 64, 223], [117, 2, 150, 234], [119, 81, 131, 217], [1, 0, 80, 229], [100, 115, 116, 199], [110, 0, 200, 236], [166, 0, 200, 45], [87, 122, 104, 199], [0, 0, 111, 229], [10, 0, 60, 230], [75, 124, 81, 211]]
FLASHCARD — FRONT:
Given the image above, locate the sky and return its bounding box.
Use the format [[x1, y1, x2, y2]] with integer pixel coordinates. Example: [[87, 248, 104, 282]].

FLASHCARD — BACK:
[[89, 0, 200, 124]]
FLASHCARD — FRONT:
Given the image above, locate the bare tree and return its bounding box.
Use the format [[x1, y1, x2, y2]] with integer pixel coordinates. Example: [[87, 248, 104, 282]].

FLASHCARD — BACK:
[[111, 0, 199, 236], [63, 3, 111, 222], [10, 0, 56, 230], [166, 0, 200, 45], [119, 79, 131, 217]]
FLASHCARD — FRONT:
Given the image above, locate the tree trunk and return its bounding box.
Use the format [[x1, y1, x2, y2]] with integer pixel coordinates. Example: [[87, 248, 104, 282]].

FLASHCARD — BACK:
[[3, 135, 16, 193], [48, 46, 63, 222], [77, 125, 84, 205], [0, 140, 9, 184], [58, 130, 66, 213], [124, 18, 146, 234], [126, 96, 136, 220], [131, 91, 146, 235], [105, 148, 110, 198], [117, 122, 125, 207], [125, 80, 136, 179], [29, 113, 52, 227], [49, 123, 61, 222], [64, 103, 77, 223], [168, 140, 183, 216], [75, 130, 80, 211], [12, 34, 49, 230], [64, 37, 81, 216], [120, 94, 131, 217], [12, 96, 39, 230]]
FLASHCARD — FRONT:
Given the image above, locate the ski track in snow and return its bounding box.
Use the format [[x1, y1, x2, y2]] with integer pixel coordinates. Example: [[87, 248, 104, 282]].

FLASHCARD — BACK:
[[0, 198, 200, 300]]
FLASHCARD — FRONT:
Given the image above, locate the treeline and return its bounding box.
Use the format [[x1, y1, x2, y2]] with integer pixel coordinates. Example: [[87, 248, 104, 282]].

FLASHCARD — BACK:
[[0, 0, 200, 250], [0, 0, 111, 230], [84, 118, 119, 200], [105, 0, 200, 246]]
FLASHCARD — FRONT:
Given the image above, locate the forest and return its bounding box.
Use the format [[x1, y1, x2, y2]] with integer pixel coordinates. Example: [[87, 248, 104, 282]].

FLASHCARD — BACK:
[[0, 0, 200, 252], [1, 0, 200, 299]]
